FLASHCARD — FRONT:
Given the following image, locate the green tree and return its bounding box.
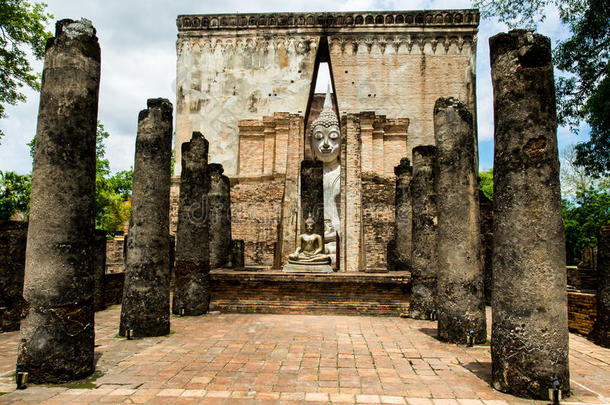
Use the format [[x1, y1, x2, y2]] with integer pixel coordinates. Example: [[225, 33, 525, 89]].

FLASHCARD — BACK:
[[479, 168, 494, 200], [562, 184, 610, 264], [29, 122, 133, 233], [474, 0, 609, 177], [0, 170, 31, 220], [0, 1, 53, 141]]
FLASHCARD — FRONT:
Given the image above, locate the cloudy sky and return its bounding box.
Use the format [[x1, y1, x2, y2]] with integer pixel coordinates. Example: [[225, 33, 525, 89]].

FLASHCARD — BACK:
[[0, 0, 584, 175]]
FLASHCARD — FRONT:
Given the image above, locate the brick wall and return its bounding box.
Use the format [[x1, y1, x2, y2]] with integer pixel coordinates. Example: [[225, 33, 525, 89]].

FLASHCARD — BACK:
[[568, 291, 597, 335], [361, 173, 396, 269], [230, 178, 285, 267], [105, 239, 125, 274]]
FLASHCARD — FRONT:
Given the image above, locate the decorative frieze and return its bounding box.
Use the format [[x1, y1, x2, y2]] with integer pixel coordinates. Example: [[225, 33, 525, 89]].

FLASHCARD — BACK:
[[177, 10, 479, 31]]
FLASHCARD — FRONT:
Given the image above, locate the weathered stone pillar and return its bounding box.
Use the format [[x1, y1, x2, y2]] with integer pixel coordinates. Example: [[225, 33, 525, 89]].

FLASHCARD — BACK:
[[231, 240, 245, 269], [17, 18, 100, 383], [300, 160, 324, 236], [172, 132, 211, 315], [208, 163, 231, 269], [119, 98, 173, 337], [93, 230, 107, 312], [593, 224, 610, 347], [434, 97, 486, 344], [0, 221, 28, 332], [490, 29, 569, 399], [394, 158, 413, 270], [409, 146, 437, 319], [479, 190, 494, 305]]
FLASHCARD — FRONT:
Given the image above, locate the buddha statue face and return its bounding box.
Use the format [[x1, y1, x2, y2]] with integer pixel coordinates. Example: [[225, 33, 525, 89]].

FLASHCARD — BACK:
[[311, 88, 340, 163]]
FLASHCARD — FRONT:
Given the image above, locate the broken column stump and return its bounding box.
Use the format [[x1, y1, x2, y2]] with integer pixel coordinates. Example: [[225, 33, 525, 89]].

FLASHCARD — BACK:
[[490, 29, 569, 399], [93, 230, 107, 312], [394, 157, 413, 270], [434, 97, 486, 344], [0, 221, 28, 332], [17, 18, 100, 383], [172, 132, 211, 315], [208, 163, 231, 269], [119, 98, 173, 337], [593, 224, 610, 347], [409, 145, 438, 320]]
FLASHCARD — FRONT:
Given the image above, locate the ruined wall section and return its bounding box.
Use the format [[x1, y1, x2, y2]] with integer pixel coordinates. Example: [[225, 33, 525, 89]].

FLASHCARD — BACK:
[[329, 14, 477, 158], [341, 112, 408, 271], [176, 25, 319, 176], [176, 11, 478, 176], [232, 114, 303, 268]]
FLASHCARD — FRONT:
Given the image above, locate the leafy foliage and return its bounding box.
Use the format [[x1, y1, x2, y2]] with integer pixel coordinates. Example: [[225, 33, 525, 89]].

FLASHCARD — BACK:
[[0, 170, 31, 220], [0, 1, 53, 141], [479, 168, 494, 200], [562, 184, 610, 264], [475, 0, 610, 176], [27, 122, 133, 232]]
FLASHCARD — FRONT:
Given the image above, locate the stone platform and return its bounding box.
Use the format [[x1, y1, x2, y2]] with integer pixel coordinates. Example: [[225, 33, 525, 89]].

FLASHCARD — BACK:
[[210, 270, 411, 316]]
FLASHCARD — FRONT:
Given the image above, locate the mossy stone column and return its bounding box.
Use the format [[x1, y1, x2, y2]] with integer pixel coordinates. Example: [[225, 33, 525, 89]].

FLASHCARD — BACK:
[[17, 19, 100, 383], [490, 29, 569, 399], [172, 132, 211, 315], [409, 146, 438, 319], [434, 97, 486, 344], [208, 163, 231, 269], [119, 98, 173, 337]]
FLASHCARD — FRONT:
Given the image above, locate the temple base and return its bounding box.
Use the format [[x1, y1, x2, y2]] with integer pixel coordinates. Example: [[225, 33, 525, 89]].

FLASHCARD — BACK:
[[283, 263, 334, 273]]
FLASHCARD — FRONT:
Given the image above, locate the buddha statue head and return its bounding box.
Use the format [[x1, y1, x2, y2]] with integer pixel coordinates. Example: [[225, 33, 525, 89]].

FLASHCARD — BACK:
[[310, 87, 340, 163]]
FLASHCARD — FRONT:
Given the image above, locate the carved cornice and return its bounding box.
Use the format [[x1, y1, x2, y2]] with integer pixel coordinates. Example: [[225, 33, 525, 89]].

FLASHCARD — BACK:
[[177, 10, 479, 32]]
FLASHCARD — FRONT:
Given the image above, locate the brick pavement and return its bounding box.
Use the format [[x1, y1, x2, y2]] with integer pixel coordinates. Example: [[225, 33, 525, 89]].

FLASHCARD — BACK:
[[0, 306, 608, 404]]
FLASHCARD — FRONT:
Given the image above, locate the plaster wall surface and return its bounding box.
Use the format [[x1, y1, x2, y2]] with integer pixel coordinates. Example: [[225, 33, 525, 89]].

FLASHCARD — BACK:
[[176, 10, 479, 177]]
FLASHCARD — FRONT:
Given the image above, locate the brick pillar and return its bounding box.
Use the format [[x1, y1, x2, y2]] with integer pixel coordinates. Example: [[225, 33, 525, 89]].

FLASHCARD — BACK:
[[490, 29, 569, 399], [0, 221, 27, 332], [17, 18, 100, 383], [300, 160, 324, 236], [593, 224, 610, 347], [434, 97, 486, 344], [341, 114, 364, 272], [208, 163, 231, 269], [279, 115, 304, 267], [394, 158, 413, 270], [172, 132, 211, 315], [409, 145, 437, 319], [120, 98, 173, 337]]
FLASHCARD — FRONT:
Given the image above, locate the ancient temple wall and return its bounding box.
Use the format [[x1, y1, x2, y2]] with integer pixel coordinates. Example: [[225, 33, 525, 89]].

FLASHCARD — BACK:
[[341, 112, 408, 271], [175, 23, 319, 177], [231, 114, 303, 267], [329, 26, 477, 158]]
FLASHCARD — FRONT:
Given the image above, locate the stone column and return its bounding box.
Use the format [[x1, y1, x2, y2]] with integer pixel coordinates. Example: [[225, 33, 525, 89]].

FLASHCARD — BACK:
[[394, 158, 413, 270], [119, 98, 173, 337], [231, 240, 245, 269], [17, 19, 100, 383], [300, 160, 324, 236], [209, 163, 231, 269], [172, 132, 211, 315], [593, 224, 610, 347], [409, 146, 437, 319], [434, 97, 486, 344], [0, 221, 28, 332], [93, 230, 107, 312], [490, 29, 569, 399]]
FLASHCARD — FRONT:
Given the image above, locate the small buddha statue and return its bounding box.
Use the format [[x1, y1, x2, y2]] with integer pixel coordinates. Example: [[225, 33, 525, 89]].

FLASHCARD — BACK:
[[287, 215, 332, 265]]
